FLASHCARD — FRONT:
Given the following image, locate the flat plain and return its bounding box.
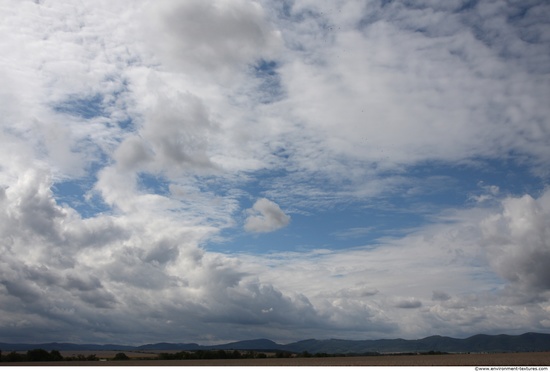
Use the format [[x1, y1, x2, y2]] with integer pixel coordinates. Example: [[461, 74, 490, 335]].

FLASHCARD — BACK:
[[3, 351, 550, 366]]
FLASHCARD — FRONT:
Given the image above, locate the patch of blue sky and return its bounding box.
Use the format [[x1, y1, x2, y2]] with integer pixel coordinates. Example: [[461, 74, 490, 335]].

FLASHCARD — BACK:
[[117, 117, 133, 130], [456, 0, 478, 13], [52, 154, 114, 218], [103, 76, 137, 130], [52, 79, 135, 130], [292, 207, 427, 247], [278, 3, 321, 23], [228, 167, 290, 199], [506, 2, 534, 23], [404, 157, 545, 200], [137, 172, 170, 196], [255, 59, 278, 77], [53, 94, 105, 119], [463, 3, 548, 60], [208, 199, 427, 255], [474, 158, 546, 195], [52, 179, 110, 218], [253, 59, 285, 104], [206, 225, 302, 255], [270, 0, 293, 20], [207, 184, 409, 255], [207, 155, 546, 255]]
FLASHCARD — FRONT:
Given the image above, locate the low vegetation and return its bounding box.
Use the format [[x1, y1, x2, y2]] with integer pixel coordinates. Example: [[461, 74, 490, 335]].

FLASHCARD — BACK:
[[1, 349, 75, 362], [1, 349, 549, 366], [0, 348, 451, 363]]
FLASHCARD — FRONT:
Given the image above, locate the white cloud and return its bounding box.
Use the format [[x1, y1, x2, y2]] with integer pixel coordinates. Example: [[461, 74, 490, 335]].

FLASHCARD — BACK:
[[244, 198, 291, 233], [269, 0, 550, 185], [481, 190, 550, 291], [139, 0, 281, 80], [332, 227, 374, 240], [470, 182, 501, 204]]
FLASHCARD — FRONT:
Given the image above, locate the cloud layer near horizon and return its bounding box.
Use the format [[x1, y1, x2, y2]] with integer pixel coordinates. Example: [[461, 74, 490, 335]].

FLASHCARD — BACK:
[[0, 0, 549, 344]]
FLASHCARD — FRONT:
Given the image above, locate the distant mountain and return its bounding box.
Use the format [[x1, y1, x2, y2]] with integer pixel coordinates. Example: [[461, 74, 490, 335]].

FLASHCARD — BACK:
[[134, 339, 281, 351], [2, 332, 549, 354], [209, 338, 283, 351], [135, 342, 201, 351], [284, 333, 550, 354]]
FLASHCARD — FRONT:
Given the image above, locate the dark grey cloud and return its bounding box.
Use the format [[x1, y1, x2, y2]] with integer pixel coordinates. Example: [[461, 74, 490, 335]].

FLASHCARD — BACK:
[[78, 290, 118, 309], [13, 172, 65, 242], [65, 217, 129, 250], [1, 279, 42, 303], [144, 241, 180, 265], [23, 265, 61, 287], [105, 250, 179, 290], [65, 274, 103, 292], [432, 290, 451, 301], [114, 136, 153, 172], [395, 298, 423, 309]]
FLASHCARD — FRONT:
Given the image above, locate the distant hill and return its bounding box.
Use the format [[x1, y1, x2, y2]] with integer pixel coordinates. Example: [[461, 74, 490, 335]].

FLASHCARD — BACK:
[[211, 338, 282, 351], [2, 332, 549, 354], [284, 333, 550, 354], [135, 342, 201, 351], [134, 339, 279, 351]]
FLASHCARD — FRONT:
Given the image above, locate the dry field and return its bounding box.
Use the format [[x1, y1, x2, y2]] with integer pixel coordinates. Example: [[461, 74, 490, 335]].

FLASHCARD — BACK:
[[3, 351, 550, 366]]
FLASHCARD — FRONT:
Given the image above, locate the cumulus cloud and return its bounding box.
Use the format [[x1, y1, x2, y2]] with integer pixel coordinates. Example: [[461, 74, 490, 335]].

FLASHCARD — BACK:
[[481, 190, 550, 291], [141, 0, 281, 79], [244, 198, 291, 233], [112, 88, 218, 177], [0, 168, 321, 343]]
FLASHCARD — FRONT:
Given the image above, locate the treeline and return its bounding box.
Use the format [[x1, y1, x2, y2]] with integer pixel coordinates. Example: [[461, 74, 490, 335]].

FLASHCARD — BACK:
[[156, 350, 370, 360], [0, 348, 354, 362], [0, 349, 135, 362], [1, 349, 73, 362], [0, 348, 449, 362], [157, 349, 308, 360]]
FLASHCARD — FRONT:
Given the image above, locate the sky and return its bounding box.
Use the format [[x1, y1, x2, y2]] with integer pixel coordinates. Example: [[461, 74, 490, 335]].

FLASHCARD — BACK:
[[0, 0, 549, 345]]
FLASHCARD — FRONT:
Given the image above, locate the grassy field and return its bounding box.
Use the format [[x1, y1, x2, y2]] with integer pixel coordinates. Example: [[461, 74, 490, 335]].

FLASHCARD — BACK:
[[3, 351, 550, 366]]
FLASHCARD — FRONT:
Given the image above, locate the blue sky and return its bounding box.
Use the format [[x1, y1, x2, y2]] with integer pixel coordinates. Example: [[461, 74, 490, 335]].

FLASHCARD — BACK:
[[1, 0, 550, 345]]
